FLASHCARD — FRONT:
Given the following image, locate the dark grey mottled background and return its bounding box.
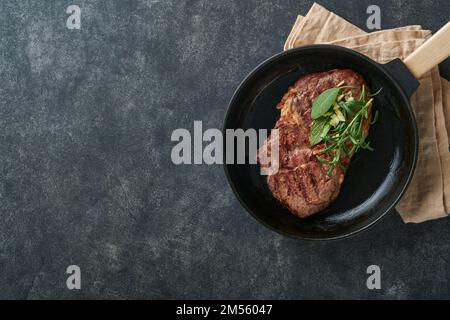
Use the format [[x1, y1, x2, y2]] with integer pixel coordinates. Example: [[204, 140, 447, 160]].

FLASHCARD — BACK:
[[0, 0, 449, 299]]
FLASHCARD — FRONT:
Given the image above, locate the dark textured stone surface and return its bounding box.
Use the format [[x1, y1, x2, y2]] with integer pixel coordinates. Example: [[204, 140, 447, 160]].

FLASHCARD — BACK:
[[0, 0, 449, 299]]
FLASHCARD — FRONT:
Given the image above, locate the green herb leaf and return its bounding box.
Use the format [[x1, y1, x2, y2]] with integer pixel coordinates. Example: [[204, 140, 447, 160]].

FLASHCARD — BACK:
[[309, 117, 330, 146], [369, 87, 383, 97], [371, 110, 380, 124], [311, 88, 340, 119], [341, 100, 365, 111]]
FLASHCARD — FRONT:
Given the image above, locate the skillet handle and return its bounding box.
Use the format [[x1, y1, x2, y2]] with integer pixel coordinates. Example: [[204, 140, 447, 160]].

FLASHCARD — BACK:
[[403, 21, 450, 79], [383, 59, 420, 98]]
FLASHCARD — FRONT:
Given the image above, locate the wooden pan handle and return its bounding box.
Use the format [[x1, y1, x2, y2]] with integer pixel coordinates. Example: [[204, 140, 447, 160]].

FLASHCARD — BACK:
[[403, 21, 450, 79]]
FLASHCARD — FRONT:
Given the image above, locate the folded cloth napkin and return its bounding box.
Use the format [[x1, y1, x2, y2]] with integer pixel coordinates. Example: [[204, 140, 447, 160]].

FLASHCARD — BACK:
[[284, 3, 450, 223]]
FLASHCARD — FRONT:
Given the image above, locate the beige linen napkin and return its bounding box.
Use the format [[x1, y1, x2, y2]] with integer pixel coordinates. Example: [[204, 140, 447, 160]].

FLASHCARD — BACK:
[[284, 3, 450, 223], [443, 79, 450, 142]]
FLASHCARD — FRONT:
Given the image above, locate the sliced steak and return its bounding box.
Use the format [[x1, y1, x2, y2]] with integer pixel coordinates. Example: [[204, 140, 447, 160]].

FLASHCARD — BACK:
[[257, 69, 368, 218]]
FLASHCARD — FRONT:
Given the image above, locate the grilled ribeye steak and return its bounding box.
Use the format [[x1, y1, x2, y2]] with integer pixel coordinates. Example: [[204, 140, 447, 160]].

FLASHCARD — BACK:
[[257, 69, 370, 218]]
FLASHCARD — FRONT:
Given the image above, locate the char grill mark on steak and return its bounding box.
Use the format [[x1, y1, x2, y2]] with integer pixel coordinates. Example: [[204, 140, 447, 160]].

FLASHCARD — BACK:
[[257, 69, 368, 218], [298, 177, 311, 203], [306, 164, 318, 191]]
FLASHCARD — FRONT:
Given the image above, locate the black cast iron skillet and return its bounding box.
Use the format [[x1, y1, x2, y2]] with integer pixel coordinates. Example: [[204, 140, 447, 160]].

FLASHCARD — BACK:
[[223, 22, 450, 240]]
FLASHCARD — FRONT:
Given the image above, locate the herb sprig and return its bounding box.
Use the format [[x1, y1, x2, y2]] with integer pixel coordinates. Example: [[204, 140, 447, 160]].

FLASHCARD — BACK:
[[309, 84, 381, 176]]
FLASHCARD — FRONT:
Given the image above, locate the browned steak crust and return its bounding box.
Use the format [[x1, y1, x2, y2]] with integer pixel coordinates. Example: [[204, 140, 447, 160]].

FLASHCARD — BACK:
[[258, 69, 368, 218]]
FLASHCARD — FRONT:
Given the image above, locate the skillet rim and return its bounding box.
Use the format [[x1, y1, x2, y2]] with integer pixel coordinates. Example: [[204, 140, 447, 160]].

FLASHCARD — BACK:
[[223, 44, 419, 241]]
